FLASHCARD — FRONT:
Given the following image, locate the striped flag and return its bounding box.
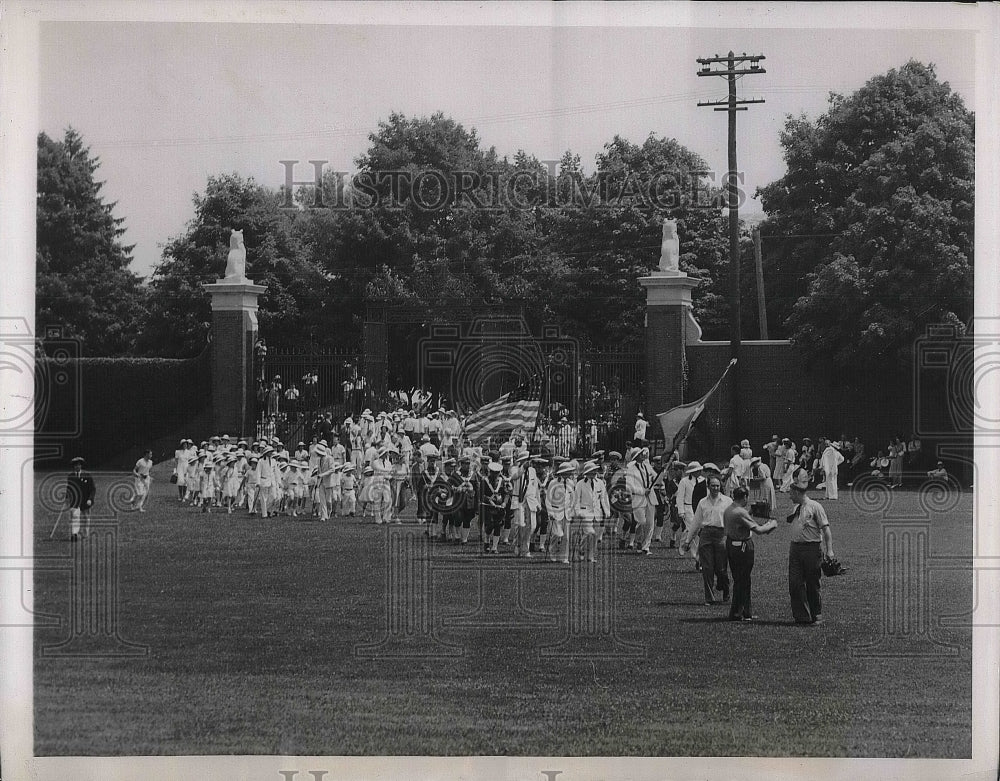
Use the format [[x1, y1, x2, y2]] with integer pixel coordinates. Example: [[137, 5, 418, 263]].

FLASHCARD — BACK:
[[463, 376, 542, 442], [657, 358, 737, 454]]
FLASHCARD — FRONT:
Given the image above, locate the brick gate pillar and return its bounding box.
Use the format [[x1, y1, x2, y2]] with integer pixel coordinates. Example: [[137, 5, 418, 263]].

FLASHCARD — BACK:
[[203, 279, 267, 437], [638, 270, 700, 425]]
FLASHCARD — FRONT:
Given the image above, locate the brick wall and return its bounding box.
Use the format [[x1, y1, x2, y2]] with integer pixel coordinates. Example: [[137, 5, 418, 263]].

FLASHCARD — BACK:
[[645, 306, 684, 416], [684, 340, 946, 464], [211, 310, 253, 436]]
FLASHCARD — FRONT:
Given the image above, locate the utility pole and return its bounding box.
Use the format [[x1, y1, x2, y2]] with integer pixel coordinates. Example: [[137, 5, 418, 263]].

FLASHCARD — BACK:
[[753, 226, 768, 339], [697, 50, 765, 439]]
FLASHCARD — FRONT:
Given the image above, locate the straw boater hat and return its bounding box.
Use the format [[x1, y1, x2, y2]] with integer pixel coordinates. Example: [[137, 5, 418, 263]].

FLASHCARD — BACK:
[[790, 468, 811, 492], [685, 460, 703, 475]]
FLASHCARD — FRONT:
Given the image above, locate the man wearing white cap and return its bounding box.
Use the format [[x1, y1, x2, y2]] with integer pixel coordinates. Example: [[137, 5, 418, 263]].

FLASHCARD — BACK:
[[633, 412, 648, 444], [787, 468, 834, 624], [339, 464, 357, 516], [627, 447, 660, 555], [257, 446, 277, 518], [514, 451, 539, 558], [315, 443, 335, 521], [131, 449, 154, 512], [683, 473, 732, 604], [480, 461, 510, 554], [66, 457, 96, 541], [676, 461, 703, 566], [371, 447, 394, 524], [546, 461, 576, 563], [818, 439, 845, 500], [573, 461, 607, 562]]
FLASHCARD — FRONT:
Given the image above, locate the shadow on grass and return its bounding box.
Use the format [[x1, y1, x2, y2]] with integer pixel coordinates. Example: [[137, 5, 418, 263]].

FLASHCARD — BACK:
[[677, 616, 803, 627]]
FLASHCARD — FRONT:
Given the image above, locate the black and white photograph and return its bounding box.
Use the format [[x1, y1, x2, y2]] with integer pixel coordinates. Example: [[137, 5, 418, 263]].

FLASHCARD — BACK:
[[1, 2, 998, 780]]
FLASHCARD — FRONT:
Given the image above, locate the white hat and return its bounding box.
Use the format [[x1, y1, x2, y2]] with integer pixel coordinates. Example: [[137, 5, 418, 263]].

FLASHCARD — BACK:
[[637, 412, 644, 419], [555, 462, 576, 476], [488, 462, 503, 473], [581, 460, 600, 476], [685, 461, 703, 475]]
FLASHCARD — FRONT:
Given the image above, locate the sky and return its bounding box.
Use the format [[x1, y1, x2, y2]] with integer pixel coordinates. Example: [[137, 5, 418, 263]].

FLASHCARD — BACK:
[[38, 15, 977, 279]]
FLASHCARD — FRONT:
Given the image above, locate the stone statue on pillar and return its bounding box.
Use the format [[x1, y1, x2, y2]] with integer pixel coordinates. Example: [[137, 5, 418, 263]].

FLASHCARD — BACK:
[[204, 230, 266, 437], [658, 218, 680, 273], [224, 229, 248, 282]]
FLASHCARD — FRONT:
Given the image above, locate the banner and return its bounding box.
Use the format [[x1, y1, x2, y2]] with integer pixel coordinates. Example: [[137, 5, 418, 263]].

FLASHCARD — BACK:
[[657, 358, 737, 455]]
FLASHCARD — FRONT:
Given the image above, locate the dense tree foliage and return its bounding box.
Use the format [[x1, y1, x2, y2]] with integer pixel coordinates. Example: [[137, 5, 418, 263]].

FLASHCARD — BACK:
[[36, 129, 147, 356], [757, 61, 974, 369]]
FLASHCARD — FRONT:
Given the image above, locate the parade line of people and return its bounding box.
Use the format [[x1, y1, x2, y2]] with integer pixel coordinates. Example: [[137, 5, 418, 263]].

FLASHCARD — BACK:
[[61, 408, 954, 624]]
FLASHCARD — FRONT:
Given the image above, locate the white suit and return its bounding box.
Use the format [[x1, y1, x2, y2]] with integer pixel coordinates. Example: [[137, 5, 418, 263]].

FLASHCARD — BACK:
[[820, 445, 845, 499], [627, 458, 659, 551]]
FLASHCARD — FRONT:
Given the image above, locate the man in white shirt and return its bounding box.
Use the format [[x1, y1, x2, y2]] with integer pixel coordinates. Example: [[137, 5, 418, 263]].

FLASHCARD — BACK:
[[419, 434, 439, 461], [683, 474, 732, 604], [132, 449, 154, 512], [818, 441, 845, 500], [627, 447, 659, 555], [330, 435, 347, 467], [634, 412, 649, 444]]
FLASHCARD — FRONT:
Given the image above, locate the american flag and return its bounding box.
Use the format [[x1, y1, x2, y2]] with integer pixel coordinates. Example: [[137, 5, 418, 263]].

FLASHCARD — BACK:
[[463, 376, 542, 442]]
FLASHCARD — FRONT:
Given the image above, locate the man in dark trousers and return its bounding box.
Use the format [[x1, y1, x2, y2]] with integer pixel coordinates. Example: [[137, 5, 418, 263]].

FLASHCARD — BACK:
[[722, 487, 777, 621], [787, 469, 835, 624], [66, 456, 96, 541]]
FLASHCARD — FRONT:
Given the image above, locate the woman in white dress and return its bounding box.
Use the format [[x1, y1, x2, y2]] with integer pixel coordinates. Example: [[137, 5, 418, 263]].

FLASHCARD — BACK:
[[779, 441, 798, 492], [773, 438, 790, 483], [174, 439, 192, 501], [747, 456, 776, 510]]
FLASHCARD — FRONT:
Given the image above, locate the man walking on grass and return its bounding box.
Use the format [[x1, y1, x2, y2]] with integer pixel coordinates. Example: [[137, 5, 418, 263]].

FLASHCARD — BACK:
[[787, 469, 835, 625]]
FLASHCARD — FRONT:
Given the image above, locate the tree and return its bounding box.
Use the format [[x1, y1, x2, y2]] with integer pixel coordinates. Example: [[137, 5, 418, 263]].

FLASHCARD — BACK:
[[544, 133, 730, 347], [757, 61, 974, 369], [36, 128, 147, 356], [138, 174, 329, 357]]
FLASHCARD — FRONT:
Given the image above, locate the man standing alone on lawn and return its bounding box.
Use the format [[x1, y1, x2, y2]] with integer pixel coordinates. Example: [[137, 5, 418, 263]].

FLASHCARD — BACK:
[[66, 456, 96, 541], [132, 449, 153, 512], [787, 469, 835, 624]]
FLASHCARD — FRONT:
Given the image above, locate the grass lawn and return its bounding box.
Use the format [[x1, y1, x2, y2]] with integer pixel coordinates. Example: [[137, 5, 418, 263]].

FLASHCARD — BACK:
[[33, 466, 973, 756]]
